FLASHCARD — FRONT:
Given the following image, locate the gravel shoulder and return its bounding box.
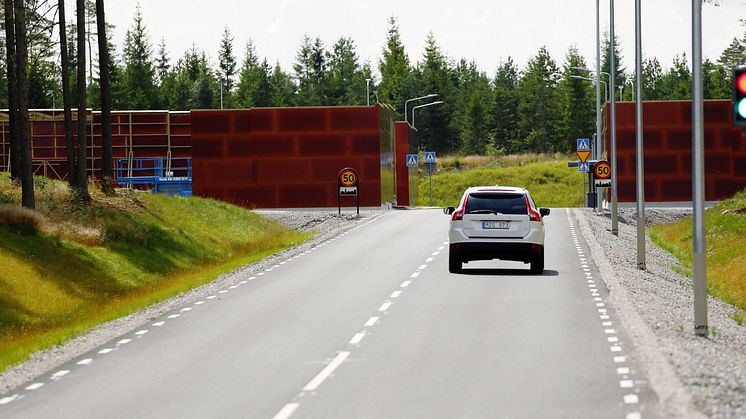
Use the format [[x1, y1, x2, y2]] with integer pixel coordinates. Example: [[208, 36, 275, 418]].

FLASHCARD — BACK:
[[0, 209, 387, 394], [574, 208, 746, 419]]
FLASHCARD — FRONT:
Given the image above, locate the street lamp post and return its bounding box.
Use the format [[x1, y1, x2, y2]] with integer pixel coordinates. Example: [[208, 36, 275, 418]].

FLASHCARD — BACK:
[[635, 0, 645, 271], [405, 94, 438, 124], [411, 101, 444, 129], [366, 79, 371, 106]]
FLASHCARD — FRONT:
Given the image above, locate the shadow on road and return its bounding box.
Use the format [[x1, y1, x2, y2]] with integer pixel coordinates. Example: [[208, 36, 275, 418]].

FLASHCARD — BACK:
[[457, 269, 560, 277]]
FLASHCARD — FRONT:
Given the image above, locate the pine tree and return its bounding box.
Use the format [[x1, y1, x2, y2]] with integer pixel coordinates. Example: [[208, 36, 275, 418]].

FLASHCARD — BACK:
[[293, 35, 327, 105], [269, 61, 295, 107], [378, 16, 410, 116], [559, 46, 594, 153], [493, 58, 520, 154], [326, 37, 363, 105], [218, 27, 236, 96], [122, 5, 157, 109], [518, 47, 562, 153], [413, 32, 454, 152], [155, 37, 170, 84], [236, 40, 261, 108]]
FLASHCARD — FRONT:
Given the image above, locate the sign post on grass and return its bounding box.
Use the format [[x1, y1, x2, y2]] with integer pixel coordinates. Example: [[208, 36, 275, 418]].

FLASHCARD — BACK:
[[424, 152, 436, 206]]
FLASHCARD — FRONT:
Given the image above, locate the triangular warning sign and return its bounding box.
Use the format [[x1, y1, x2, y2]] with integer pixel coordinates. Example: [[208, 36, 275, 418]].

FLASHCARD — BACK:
[[408, 155, 418, 166], [576, 150, 591, 164]]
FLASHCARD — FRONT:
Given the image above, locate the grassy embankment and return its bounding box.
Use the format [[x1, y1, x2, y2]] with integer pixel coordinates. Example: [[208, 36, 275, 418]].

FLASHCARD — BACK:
[[650, 190, 746, 324], [0, 173, 308, 372], [416, 153, 585, 208]]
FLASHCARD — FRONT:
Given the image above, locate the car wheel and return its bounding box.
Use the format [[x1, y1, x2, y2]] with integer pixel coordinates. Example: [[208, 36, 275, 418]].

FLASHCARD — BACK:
[[449, 252, 462, 273], [530, 247, 544, 274]]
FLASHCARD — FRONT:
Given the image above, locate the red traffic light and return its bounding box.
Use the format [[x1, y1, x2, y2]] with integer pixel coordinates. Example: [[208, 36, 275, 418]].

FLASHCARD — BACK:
[[738, 73, 746, 95]]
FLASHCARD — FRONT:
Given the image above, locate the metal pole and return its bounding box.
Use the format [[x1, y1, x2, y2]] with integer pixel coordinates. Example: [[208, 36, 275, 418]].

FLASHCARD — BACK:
[[366, 79, 371, 106], [220, 76, 224, 110], [610, 0, 619, 235], [692, 0, 708, 337], [429, 171, 433, 207], [595, 0, 602, 211], [635, 0, 645, 270]]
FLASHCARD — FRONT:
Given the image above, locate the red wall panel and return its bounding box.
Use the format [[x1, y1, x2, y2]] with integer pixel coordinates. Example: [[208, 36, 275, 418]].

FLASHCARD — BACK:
[[605, 100, 746, 203], [191, 107, 384, 208], [395, 122, 410, 206]]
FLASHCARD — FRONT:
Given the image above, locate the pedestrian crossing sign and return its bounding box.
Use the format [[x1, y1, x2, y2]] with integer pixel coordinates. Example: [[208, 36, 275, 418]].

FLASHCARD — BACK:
[[578, 161, 590, 173], [577, 138, 590, 151], [424, 152, 437, 164], [406, 154, 419, 167]]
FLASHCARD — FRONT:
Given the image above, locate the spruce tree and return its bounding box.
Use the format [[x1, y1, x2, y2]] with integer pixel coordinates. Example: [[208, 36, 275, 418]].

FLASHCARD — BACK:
[[559, 46, 594, 153], [122, 5, 157, 109], [518, 47, 561, 153], [218, 27, 237, 98], [493, 58, 520, 154], [378, 16, 410, 116]]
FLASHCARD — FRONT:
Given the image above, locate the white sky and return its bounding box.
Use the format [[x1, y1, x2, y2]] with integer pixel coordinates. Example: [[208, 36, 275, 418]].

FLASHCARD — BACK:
[[97, 0, 746, 78]]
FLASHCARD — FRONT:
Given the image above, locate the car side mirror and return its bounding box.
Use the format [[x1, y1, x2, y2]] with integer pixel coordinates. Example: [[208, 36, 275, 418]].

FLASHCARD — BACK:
[[444, 207, 455, 215], [540, 208, 550, 217]]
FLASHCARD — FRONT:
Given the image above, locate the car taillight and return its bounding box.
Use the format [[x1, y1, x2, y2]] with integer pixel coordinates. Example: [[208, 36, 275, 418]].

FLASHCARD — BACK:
[[525, 196, 541, 222], [452, 194, 469, 221]]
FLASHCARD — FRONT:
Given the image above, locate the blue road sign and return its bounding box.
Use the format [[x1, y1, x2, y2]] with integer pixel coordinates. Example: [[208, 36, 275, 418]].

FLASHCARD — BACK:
[[424, 151, 437, 164], [578, 161, 590, 173], [406, 154, 419, 167], [577, 138, 590, 151]]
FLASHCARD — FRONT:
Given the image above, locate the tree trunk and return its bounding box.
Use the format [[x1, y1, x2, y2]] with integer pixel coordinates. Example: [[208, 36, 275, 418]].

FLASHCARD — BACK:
[[14, 0, 34, 209], [75, 0, 90, 202], [96, 0, 113, 194], [3, 0, 21, 181], [58, 0, 77, 188]]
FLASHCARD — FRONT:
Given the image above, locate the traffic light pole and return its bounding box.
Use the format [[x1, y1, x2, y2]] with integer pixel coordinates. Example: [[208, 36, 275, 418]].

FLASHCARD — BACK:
[[610, 0, 619, 236], [691, 0, 708, 337]]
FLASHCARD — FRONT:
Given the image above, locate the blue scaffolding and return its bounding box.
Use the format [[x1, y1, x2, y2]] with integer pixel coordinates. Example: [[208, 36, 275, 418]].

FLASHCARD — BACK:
[[115, 157, 192, 197]]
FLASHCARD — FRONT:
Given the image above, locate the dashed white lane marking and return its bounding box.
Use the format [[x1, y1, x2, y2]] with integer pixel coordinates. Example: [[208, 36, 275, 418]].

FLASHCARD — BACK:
[[619, 380, 634, 388], [349, 332, 366, 345], [437, 246, 444, 250], [25, 383, 44, 391], [608, 337, 619, 343], [218, 290, 228, 294], [624, 394, 640, 404], [195, 301, 205, 305], [168, 314, 180, 319], [181, 307, 192, 312], [400, 280, 412, 288], [50, 370, 70, 380], [611, 346, 623, 352], [432, 251, 440, 256], [390, 290, 402, 298], [207, 295, 217, 299], [410, 272, 420, 278], [617, 367, 631, 374], [426, 257, 434, 262], [364, 317, 379, 327], [418, 264, 427, 270], [302, 352, 351, 392], [614, 356, 627, 363], [378, 301, 392, 312], [257, 273, 265, 276], [77, 358, 93, 366], [229, 285, 239, 289], [98, 348, 114, 354], [0, 395, 19, 405], [135, 330, 149, 336], [248, 277, 257, 280], [117, 339, 131, 346], [272, 403, 300, 419], [152, 321, 165, 327], [604, 329, 617, 334]]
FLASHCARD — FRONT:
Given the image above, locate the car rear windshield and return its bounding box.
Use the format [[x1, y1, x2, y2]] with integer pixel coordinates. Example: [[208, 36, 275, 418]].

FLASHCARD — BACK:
[[466, 193, 527, 215]]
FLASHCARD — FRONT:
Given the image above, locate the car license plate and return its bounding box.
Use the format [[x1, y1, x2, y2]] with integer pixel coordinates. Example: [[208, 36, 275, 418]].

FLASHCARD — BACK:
[[482, 221, 509, 229]]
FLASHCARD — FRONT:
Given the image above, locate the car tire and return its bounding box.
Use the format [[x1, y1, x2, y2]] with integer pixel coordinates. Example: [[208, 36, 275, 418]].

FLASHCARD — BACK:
[[530, 248, 544, 274], [449, 252, 462, 274]]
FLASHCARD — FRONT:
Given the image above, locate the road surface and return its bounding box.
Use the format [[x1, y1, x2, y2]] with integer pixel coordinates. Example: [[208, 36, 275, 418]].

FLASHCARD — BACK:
[[0, 209, 652, 419]]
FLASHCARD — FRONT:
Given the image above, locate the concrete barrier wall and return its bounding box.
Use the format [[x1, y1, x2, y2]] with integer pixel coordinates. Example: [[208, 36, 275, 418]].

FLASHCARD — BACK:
[[191, 107, 388, 208], [605, 100, 746, 202]]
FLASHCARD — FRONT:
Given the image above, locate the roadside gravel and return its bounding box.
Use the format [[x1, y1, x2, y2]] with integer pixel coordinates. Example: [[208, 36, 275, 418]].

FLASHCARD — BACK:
[[0, 209, 386, 394], [575, 208, 746, 419]]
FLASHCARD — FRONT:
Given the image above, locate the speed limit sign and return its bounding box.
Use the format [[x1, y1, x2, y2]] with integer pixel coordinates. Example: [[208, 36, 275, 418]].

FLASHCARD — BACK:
[[593, 160, 612, 188], [338, 167, 360, 214]]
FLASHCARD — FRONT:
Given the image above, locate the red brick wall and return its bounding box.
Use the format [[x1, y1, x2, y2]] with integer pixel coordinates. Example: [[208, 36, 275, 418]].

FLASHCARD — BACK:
[[605, 100, 746, 202], [395, 121, 410, 206], [191, 107, 383, 208]]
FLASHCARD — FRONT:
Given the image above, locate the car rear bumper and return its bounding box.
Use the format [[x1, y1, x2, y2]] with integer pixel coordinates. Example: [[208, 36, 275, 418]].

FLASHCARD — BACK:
[[449, 242, 543, 263]]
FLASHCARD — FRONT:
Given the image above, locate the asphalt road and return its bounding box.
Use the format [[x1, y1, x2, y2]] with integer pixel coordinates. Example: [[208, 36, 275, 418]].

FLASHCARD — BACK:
[[0, 209, 651, 419]]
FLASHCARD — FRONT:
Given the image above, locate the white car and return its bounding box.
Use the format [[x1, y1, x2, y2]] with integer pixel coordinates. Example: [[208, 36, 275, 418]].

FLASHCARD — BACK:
[[445, 186, 550, 274]]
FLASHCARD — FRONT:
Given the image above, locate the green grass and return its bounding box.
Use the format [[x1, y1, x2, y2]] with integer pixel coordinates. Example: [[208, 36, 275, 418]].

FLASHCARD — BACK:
[[415, 158, 586, 208], [0, 173, 309, 371], [649, 189, 746, 315]]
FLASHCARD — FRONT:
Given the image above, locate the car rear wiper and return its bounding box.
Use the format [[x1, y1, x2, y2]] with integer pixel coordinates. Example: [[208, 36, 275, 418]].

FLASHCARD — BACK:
[[467, 209, 499, 214]]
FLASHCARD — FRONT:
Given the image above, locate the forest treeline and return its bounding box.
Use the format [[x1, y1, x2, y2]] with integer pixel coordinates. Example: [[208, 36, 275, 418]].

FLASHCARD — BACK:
[[2, 3, 746, 155]]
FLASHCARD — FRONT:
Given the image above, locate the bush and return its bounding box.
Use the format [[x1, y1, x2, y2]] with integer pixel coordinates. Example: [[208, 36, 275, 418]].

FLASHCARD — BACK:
[[0, 204, 44, 233]]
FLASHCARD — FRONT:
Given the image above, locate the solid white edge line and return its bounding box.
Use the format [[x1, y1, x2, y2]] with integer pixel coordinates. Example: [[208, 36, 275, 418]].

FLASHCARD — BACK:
[[302, 352, 351, 392], [272, 403, 300, 419]]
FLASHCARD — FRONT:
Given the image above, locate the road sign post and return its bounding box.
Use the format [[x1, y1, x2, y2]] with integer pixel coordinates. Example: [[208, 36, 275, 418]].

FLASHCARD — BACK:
[[338, 167, 360, 215], [425, 152, 436, 206]]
